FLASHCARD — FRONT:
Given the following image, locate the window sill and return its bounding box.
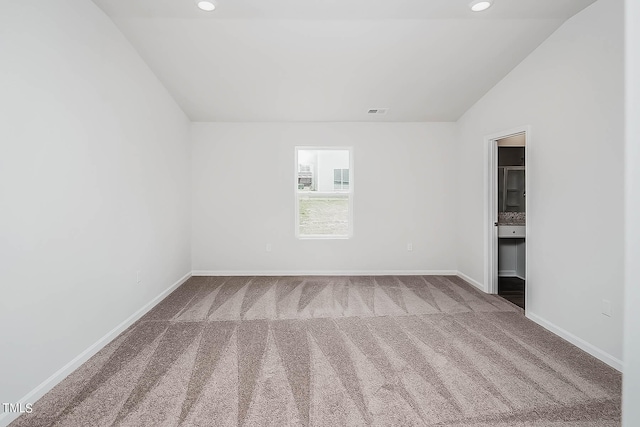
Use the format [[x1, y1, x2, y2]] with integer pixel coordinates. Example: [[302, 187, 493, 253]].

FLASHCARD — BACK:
[[297, 235, 352, 240]]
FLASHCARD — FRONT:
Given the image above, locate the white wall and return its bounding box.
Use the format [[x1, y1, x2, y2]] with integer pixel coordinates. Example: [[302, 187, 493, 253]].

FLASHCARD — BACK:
[[623, 0, 640, 422], [192, 122, 457, 274], [456, 0, 624, 364], [0, 0, 191, 413]]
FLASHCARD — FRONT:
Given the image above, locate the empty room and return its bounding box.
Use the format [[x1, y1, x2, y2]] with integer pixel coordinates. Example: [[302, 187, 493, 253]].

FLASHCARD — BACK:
[[1, 0, 640, 426]]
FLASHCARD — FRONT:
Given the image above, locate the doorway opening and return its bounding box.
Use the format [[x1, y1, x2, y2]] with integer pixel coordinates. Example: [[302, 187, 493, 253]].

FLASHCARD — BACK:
[[485, 127, 529, 310]]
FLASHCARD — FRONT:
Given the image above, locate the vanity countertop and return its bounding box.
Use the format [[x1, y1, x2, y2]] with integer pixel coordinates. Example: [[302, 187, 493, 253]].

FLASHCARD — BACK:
[[498, 212, 525, 226]]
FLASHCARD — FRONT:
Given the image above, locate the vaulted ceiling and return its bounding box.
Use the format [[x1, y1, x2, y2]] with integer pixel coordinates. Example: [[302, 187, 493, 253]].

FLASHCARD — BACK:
[[92, 0, 596, 122]]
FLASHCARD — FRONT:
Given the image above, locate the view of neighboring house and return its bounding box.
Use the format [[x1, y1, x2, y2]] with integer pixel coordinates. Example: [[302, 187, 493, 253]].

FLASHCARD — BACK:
[[298, 149, 350, 192]]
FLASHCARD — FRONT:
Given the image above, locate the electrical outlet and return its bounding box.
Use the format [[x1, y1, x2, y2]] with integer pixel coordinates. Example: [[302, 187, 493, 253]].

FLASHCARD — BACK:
[[407, 243, 413, 252], [137, 270, 141, 284], [266, 243, 272, 253], [602, 300, 612, 317]]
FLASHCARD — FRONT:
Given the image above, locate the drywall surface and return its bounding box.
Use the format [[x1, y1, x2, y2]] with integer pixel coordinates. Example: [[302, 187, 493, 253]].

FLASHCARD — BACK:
[[623, 0, 640, 422], [456, 0, 624, 361], [191, 122, 457, 273], [0, 0, 191, 410]]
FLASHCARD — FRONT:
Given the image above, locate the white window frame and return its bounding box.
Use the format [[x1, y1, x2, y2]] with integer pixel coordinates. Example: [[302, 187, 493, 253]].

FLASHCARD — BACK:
[[294, 146, 354, 239]]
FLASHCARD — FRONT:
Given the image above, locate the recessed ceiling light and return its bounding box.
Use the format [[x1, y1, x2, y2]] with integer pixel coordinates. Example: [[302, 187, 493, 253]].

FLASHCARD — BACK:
[[197, 1, 216, 11], [469, 0, 493, 12]]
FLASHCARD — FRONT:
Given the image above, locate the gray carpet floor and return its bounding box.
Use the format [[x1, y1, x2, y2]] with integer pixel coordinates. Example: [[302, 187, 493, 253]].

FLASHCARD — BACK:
[[11, 275, 621, 426]]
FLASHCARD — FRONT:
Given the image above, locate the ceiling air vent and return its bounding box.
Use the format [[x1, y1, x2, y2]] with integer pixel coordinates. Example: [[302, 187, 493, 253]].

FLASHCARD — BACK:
[[367, 108, 388, 115]]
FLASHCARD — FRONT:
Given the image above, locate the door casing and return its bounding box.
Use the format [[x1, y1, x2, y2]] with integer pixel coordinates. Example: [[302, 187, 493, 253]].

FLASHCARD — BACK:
[[484, 126, 531, 302]]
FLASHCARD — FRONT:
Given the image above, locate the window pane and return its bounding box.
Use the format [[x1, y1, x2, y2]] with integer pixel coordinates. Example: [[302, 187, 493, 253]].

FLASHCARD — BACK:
[[333, 168, 350, 190], [298, 149, 349, 193], [298, 194, 349, 236], [297, 148, 351, 238]]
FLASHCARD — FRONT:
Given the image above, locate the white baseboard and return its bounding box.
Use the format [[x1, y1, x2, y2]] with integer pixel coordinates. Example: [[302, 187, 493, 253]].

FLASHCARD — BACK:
[[192, 270, 458, 277], [498, 271, 526, 281], [498, 270, 517, 277], [456, 271, 487, 292], [455, 273, 621, 371], [526, 311, 623, 372], [0, 271, 192, 427], [4, 269, 623, 427], [193, 270, 487, 295]]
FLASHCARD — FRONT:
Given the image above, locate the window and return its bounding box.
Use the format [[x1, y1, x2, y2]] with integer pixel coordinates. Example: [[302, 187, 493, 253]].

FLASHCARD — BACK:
[[334, 169, 349, 190], [295, 148, 353, 238]]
